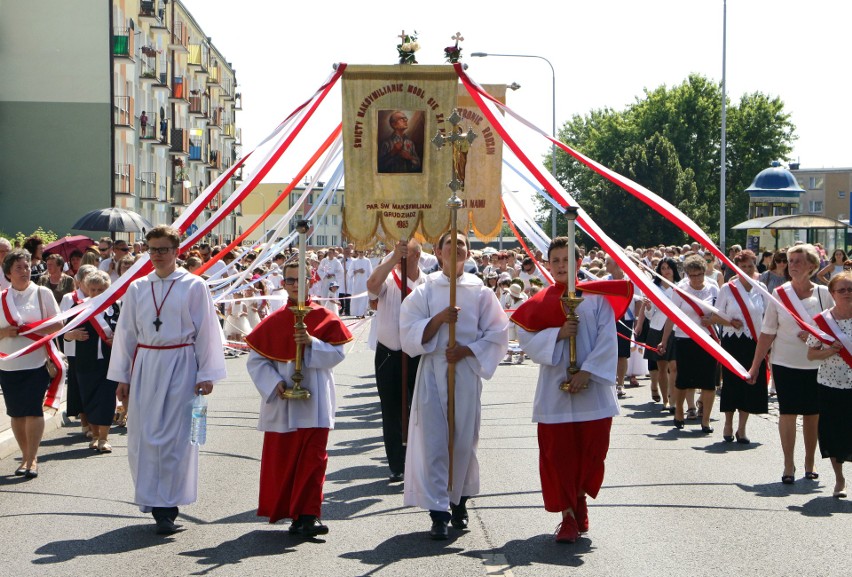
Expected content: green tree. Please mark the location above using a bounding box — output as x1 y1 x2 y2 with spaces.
542 74 796 247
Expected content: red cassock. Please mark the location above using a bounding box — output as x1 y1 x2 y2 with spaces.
512 280 631 515
245 300 352 523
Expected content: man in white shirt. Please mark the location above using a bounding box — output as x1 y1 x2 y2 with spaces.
366 239 426 482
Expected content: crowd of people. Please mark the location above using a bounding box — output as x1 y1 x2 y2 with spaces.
0 230 850 542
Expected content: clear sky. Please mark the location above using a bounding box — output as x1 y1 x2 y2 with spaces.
183 0 852 186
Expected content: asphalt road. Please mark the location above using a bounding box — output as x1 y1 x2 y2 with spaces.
0 324 849 577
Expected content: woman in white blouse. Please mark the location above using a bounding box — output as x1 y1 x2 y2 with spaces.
806 271 852 499
0 249 63 478
710 250 767 444
748 244 833 485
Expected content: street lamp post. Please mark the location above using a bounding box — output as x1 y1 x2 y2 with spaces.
471 52 558 239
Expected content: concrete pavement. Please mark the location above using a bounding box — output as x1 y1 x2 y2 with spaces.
0 324 849 576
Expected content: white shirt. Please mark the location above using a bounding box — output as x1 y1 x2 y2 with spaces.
670 282 719 339
762 282 833 370
374 268 426 351
0 283 60 371
716 279 767 339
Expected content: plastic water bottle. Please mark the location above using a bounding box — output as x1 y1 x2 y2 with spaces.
190 391 208 446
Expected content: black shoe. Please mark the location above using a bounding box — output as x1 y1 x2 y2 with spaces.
299 515 329 537
288 517 303 535
701 425 714 434
155 518 184 535
723 434 735 443
429 519 449 540
389 472 404 483
14 466 27 476
24 467 38 479
735 432 750 444
450 503 469 530
673 419 684 430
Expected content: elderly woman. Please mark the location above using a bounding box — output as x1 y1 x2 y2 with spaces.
710 250 768 444
749 244 833 484
0 249 63 478
658 254 719 433
806 271 852 499
38 254 74 304
64 270 120 452
60 265 97 439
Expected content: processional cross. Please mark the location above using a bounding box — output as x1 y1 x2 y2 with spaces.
431 109 476 491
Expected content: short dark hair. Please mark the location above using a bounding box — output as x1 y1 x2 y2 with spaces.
3 248 31 276
23 235 44 255
547 236 580 261
146 225 181 248
45 253 65 268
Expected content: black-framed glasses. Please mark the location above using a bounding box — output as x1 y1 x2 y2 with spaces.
115 247 130 252
147 247 175 255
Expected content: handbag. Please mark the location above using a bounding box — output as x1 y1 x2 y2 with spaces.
37 289 66 378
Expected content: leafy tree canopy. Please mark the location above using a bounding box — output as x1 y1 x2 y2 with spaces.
541 73 796 248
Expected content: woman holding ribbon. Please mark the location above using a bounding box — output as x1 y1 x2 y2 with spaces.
657 255 719 434
748 244 833 485
806 270 852 498
710 250 767 444
0 248 63 478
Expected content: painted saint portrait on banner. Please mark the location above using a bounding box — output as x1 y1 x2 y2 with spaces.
377 109 424 174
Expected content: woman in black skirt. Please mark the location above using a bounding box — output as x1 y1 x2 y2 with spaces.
710 250 767 444
807 271 852 499
0 249 63 478
60 265 97 439
64 270 120 453
657 255 719 433
642 257 681 410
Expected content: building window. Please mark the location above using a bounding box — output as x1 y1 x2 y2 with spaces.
316 235 327 246
808 176 824 189
332 214 338 225
331 236 338 246
839 191 846 199
808 200 823 213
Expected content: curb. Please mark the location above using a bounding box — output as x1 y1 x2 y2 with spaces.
0 402 68 462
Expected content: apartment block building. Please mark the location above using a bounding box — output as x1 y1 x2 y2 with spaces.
0 0 242 242
790 165 852 222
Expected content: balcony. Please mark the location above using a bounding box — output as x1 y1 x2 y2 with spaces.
188 44 208 70
139 0 161 22
207 66 220 87
223 123 236 140
169 128 189 155
138 172 158 199
153 70 170 94
209 193 221 211
139 116 157 141
112 29 134 59
188 142 206 164
207 150 222 171
168 21 189 53
188 94 206 117
171 181 191 206
113 96 134 131
115 164 134 196
169 76 189 104
152 119 170 148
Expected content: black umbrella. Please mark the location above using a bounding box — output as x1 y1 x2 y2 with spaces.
72 207 154 233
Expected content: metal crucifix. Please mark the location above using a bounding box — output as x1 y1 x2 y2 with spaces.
431 109 477 491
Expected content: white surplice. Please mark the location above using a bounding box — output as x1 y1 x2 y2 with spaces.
347 256 373 317
107 268 226 512
317 257 343 296
400 271 509 511
516 293 620 424
246 338 345 433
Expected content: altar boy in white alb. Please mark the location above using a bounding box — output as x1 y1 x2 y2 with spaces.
400 231 509 540
108 226 226 535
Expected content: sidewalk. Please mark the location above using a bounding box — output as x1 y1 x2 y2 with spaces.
0 394 67 460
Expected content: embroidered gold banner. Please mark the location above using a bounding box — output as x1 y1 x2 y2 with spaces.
342 66 505 247
454 83 505 241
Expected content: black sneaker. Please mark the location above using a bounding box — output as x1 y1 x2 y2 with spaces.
155 518 185 535
288 517 303 535
389 472 404 483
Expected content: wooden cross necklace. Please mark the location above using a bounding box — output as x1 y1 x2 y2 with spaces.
151 279 177 331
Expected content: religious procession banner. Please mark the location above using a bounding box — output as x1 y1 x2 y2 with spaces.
342 65 458 246
454 83 505 240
